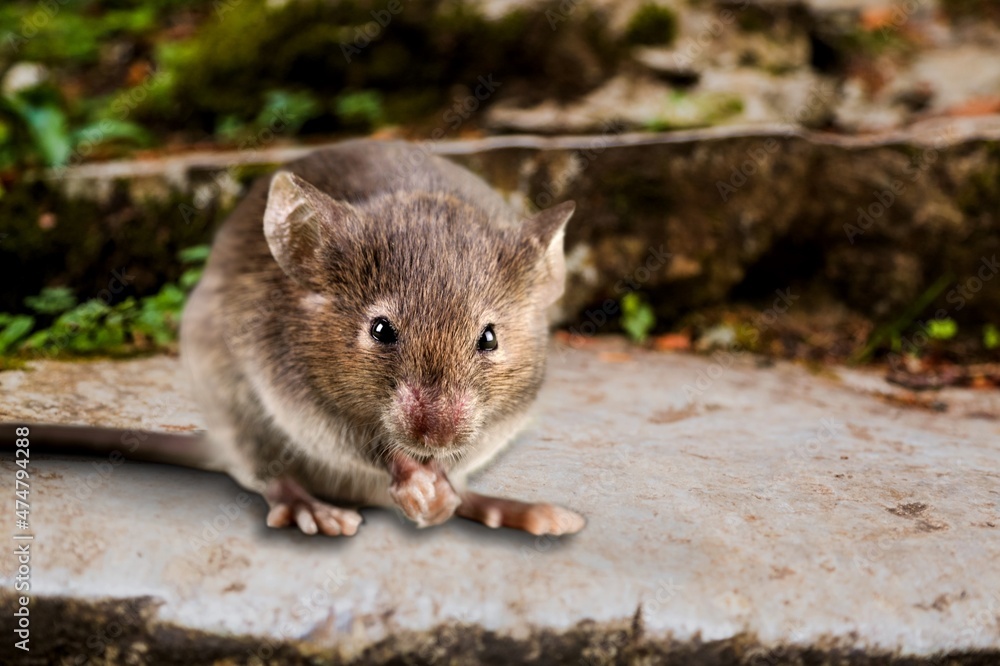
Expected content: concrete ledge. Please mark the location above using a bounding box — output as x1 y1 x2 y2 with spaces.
1 341 999 663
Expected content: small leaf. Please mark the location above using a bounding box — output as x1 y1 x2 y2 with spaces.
24 286 77 314
179 267 203 291
0 315 35 354
178 245 211 263
984 324 999 350
73 119 152 148
927 318 957 341
334 90 384 127
21 103 72 166
258 89 321 133
620 292 656 343
22 329 51 350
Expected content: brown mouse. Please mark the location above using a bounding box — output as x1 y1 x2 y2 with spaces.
18 140 583 537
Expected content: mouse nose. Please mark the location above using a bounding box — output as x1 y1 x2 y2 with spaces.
396 383 468 448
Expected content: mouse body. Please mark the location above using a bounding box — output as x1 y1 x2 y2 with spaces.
180 139 584 536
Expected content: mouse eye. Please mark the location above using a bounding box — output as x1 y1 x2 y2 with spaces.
370 317 398 344
478 324 498 352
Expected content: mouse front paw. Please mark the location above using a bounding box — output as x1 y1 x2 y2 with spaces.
389 466 461 528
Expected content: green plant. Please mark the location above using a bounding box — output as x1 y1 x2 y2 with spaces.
24 287 77 315
0 314 34 355
927 317 958 341
0 245 210 360
984 324 999 350
216 89 321 142
334 90 385 129
0 86 152 169
0 90 71 167
853 274 952 363
259 89 321 133
620 292 656 343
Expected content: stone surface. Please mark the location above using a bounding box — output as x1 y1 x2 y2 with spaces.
1 340 999 663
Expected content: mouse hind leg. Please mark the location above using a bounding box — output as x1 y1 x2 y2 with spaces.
196 404 365 538
181 296 362 538
197 405 365 538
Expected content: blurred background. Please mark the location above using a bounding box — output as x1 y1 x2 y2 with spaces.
1 0 998 387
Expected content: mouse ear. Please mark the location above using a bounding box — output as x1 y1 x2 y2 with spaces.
263 171 360 288
525 200 576 304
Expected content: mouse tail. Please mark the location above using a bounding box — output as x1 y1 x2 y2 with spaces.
4 423 216 472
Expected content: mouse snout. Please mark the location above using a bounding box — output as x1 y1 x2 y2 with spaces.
395 383 471 449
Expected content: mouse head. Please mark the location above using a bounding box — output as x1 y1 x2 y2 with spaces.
263 171 575 462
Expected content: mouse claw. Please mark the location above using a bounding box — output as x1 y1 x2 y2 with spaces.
522 504 586 536
294 505 318 535
265 477 362 537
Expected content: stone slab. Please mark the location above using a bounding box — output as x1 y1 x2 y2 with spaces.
1 341 999 663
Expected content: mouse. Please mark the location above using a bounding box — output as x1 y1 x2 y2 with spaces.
12 139 585 538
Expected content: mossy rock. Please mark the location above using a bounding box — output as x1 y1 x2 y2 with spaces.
0 176 219 314
623 3 678 47
140 0 626 137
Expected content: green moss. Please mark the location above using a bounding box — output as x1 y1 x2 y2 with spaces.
143 0 623 136
645 92 743 131
0 177 218 315
623 3 678 47
3 0 628 164
334 90 385 130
